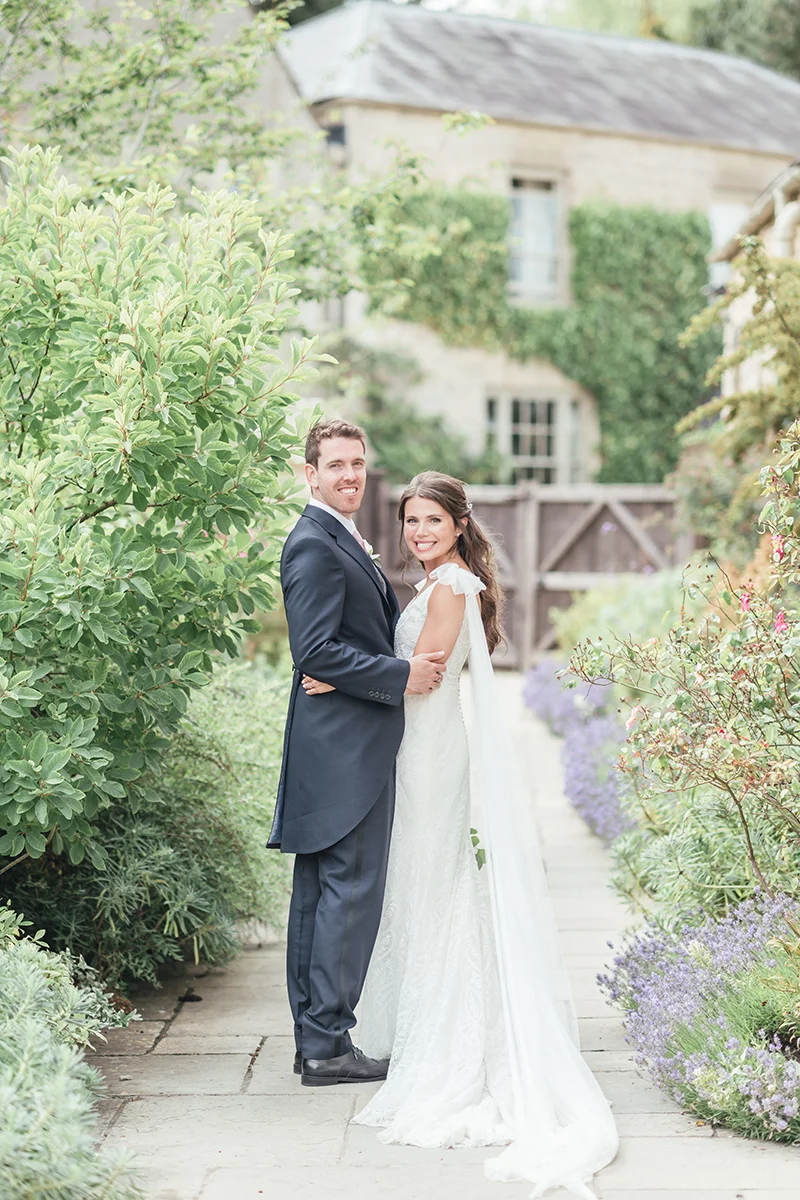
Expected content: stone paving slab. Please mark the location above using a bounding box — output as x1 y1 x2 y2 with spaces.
91 1021 165 1055
582 1050 637 1071
246 1035 304 1094
97 1054 251 1096
578 1018 630 1052
94 1097 126 1136
613 1114 713 1138
599 1193 800 1200
106 1092 356 1170
593 1071 683 1115
128 992 183 1022
153 1034 261 1056
574 996 614 1018
600 1136 800 1189
166 984 287 1037
197 1163 534 1200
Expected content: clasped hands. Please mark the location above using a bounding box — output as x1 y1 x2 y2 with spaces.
302 652 446 697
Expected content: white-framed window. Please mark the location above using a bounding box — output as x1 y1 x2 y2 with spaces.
509 177 561 302
708 201 750 291
487 393 585 484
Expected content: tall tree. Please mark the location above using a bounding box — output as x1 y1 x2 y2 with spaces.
2 1 422 304
688 0 800 79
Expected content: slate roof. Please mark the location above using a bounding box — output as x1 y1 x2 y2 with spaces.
279 0 800 156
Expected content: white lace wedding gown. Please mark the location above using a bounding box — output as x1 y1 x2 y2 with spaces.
353 563 618 1200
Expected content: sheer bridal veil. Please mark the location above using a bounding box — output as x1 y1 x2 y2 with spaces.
446 564 619 1200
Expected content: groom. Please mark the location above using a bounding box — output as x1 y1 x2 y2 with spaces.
268 419 445 1087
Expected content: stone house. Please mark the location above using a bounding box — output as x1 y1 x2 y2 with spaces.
270 0 800 483
714 160 800 399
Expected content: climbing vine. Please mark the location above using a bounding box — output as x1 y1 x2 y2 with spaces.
365 189 720 482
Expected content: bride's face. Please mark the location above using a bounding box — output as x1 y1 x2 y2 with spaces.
403 496 461 567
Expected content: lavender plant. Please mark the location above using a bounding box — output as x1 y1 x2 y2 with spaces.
601 894 800 1141
524 660 630 843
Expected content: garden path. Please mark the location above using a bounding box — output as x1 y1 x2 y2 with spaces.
91 674 800 1200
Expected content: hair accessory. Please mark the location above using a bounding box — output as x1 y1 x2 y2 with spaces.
466 502 473 512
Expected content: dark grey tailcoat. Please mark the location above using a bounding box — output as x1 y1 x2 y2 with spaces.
269 503 411 1060
268 504 410 855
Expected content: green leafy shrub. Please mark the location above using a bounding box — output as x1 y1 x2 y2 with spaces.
1 0 424 309
4 662 292 988
668 425 765 568
675 235 800 566
0 906 140 1198
364 190 720 482
0 145 311 877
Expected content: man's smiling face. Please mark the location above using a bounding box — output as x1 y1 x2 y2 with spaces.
305 435 367 517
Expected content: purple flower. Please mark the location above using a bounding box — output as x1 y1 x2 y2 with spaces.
524 663 632 844
600 895 800 1143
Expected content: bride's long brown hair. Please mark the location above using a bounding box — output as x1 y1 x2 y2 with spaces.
398 472 504 654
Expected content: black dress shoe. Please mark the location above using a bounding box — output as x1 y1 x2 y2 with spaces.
293 1051 301 1075
301 1046 390 1087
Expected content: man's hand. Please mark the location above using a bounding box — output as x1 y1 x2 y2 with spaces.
405 651 446 695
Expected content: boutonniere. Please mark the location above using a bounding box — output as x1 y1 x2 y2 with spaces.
363 539 382 568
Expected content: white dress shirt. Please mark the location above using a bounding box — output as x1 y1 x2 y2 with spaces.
308 497 360 540
308 497 385 594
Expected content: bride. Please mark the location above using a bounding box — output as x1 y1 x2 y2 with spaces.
302 471 618 1199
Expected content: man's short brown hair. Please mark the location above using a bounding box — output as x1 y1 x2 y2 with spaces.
305 418 367 467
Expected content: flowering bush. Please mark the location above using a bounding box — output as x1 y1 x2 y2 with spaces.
601 895 800 1141
569 558 800 905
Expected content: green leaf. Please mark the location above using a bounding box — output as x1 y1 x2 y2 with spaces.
130 576 156 602
68 842 86 865
28 732 48 764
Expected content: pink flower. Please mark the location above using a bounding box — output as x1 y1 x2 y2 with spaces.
774 611 789 633
772 534 786 563
740 590 751 613
625 705 642 731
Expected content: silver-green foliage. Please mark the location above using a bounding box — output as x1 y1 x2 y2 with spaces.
552 566 707 657
0 907 140 1198
0 145 316 871
610 785 800 921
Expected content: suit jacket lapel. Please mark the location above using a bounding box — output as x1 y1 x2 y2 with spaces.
302 506 394 615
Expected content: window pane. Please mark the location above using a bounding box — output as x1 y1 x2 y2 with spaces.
508 179 559 296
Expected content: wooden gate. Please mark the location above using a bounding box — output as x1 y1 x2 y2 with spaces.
359 476 693 668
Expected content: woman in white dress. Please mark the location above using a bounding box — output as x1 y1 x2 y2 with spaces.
302 472 618 1199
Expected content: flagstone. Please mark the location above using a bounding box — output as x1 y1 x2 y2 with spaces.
95 1054 251 1096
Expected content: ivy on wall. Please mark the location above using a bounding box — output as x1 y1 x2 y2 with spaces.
366 190 721 482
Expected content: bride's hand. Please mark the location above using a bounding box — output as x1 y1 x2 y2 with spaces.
302 675 336 695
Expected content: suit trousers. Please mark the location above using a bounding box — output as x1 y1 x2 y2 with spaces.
286 776 395 1060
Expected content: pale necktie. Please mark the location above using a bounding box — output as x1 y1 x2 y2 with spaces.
352 528 386 596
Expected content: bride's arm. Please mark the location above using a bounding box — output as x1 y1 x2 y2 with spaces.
413 583 466 663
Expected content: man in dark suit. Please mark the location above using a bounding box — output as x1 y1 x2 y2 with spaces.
269 419 445 1087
